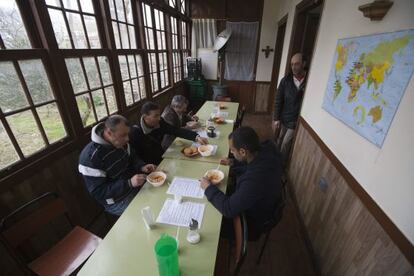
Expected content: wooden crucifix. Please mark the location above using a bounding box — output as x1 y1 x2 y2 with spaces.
261 46 274 58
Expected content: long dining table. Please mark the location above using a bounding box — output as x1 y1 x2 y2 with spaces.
78 101 239 276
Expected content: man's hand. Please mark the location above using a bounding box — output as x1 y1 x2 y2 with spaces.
220 157 234 166
130 174 147 187
200 177 211 190
196 136 208 145
141 164 156 173
272 120 281 133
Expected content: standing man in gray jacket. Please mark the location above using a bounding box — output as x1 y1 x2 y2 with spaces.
273 53 307 167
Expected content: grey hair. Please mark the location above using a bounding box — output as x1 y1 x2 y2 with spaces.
104 115 129 132
171 95 189 109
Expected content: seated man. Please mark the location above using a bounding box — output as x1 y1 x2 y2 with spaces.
79 115 156 216
130 101 208 165
161 95 198 149
200 127 283 240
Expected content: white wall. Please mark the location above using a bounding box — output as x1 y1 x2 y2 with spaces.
287 0 414 244
255 0 279 82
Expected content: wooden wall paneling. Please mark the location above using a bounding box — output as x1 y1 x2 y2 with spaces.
190 0 225 19
254 82 270 113
287 120 414 275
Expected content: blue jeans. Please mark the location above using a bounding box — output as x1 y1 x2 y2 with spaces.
104 189 139 216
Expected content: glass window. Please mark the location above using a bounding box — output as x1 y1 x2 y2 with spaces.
65 56 117 126
0 0 31 49
0 59 67 169
118 55 146 106
108 0 136 49
46 1 101 49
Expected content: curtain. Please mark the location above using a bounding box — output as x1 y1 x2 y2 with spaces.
224 22 259 81
191 19 217 56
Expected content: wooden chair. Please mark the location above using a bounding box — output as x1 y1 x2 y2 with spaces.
0 192 101 276
256 183 287 265
232 213 248 276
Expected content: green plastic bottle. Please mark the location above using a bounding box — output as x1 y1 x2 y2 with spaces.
154 234 180 276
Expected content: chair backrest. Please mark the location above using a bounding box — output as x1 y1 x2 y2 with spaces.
264 184 287 231
234 105 246 129
232 213 248 276
0 192 70 258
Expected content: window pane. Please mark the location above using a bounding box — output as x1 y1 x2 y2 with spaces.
83 57 100 89
123 81 133 105
46 0 61 7
112 22 121 49
119 23 128 49
118 56 129 80
62 0 79 11
152 74 158 92
104 86 117 114
80 0 94 13
108 0 116 19
125 0 133 24
0 0 31 49
0 62 28 112
36 103 66 143
48 9 72 48
169 0 176 8
76 94 95 126
66 12 87 48
128 55 136 78
92 89 107 120
136 55 144 76
65 58 87 93
98 57 112 86
144 4 152 27
19 60 54 105
0 122 19 169
131 78 140 101
129 25 136 49
139 77 146 99
7 110 45 157
84 15 101 48
115 0 125 22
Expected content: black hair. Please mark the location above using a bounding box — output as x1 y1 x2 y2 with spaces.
228 126 260 153
104 115 129 132
141 101 160 115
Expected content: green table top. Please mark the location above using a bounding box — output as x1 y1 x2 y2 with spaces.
162 101 239 163
195 101 239 122
78 159 229 276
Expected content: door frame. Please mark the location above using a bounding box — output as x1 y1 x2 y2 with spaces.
268 14 288 114
284 0 324 74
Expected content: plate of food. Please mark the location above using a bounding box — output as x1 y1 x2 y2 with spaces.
212 116 226 124
146 171 167 187
198 144 214 157
204 169 224 185
181 146 199 157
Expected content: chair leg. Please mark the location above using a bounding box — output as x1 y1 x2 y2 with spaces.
256 231 271 265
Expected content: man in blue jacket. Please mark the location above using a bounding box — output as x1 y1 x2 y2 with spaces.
79 115 156 216
200 127 283 240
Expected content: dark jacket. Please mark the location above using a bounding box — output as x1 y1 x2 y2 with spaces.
79 123 145 208
129 117 198 165
204 140 283 239
273 73 307 129
161 105 192 149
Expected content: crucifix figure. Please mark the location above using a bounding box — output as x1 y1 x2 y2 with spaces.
261 46 274 58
